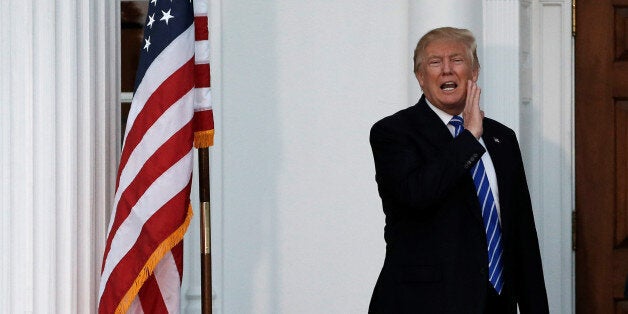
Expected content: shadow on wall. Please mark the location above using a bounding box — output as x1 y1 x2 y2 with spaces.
518 99 571 314
222 1 281 313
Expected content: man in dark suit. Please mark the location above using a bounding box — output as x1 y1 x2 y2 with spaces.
368 27 549 313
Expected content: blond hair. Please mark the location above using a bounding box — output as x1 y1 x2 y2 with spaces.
413 27 480 74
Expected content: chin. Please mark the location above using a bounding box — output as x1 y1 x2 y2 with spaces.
437 96 464 107
438 100 465 113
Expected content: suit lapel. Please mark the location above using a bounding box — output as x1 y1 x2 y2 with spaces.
410 96 485 225
482 122 512 231
482 123 509 199
408 96 454 147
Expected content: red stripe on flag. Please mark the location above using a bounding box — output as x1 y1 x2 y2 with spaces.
102 121 194 272
139 275 169 314
193 109 214 133
194 16 208 40
99 183 192 314
115 58 196 191
100 2 200 313
195 63 211 88
172 241 184 281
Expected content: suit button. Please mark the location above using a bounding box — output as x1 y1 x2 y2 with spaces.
480 267 487 276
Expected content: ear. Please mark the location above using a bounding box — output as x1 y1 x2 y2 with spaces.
415 71 425 87
472 68 479 82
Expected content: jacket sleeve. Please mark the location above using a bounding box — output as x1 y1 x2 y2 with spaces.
369 118 485 215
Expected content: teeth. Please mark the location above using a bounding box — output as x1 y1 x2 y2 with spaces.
440 82 457 91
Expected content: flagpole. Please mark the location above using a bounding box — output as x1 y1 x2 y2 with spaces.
198 147 212 313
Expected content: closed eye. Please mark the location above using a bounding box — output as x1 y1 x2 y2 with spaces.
429 60 442 67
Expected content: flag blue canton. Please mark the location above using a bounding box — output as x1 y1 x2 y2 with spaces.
134 0 194 92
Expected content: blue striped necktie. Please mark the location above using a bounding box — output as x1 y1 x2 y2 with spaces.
449 116 505 294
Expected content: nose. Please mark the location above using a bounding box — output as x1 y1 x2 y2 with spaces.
442 59 452 74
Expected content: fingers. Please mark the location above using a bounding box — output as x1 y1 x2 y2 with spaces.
470 81 480 111
465 80 473 109
463 80 483 139
464 80 481 116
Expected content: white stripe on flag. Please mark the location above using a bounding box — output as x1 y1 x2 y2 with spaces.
99 150 193 299
194 87 212 111
193 1 207 14
108 89 195 234
154 251 182 313
128 297 145 314
124 26 195 141
194 40 210 63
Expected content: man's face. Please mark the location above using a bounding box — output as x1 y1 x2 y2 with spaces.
416 40 479 115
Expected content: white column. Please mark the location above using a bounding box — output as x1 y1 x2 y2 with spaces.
0 0 118 312
408 0 484 105
483 0 521 134
520 1 574 313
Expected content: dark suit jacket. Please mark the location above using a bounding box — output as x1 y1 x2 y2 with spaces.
368 96 549 313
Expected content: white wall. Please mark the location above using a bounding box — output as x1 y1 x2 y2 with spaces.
213 1 574 313
0 0 574 312
218 1 408 313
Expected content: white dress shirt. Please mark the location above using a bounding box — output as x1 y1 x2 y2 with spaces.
424 100 501 219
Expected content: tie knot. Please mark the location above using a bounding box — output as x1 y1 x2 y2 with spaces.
449 116 464 137
449 116 464 127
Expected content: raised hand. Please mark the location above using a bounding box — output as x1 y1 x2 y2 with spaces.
463 80 483 139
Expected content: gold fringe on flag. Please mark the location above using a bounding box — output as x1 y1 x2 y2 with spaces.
115 204 194 314
194 129 214 148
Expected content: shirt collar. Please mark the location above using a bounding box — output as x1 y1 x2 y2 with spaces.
423 96 487 145
424 96 455 126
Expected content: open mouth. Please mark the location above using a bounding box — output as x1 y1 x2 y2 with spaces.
440 81 457 92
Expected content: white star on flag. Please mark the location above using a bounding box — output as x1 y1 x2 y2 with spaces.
98 1 215 312
160 9 174 25
147 13 155 29
143 36 151 51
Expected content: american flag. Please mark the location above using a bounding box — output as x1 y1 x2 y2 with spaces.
98 0 213 312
